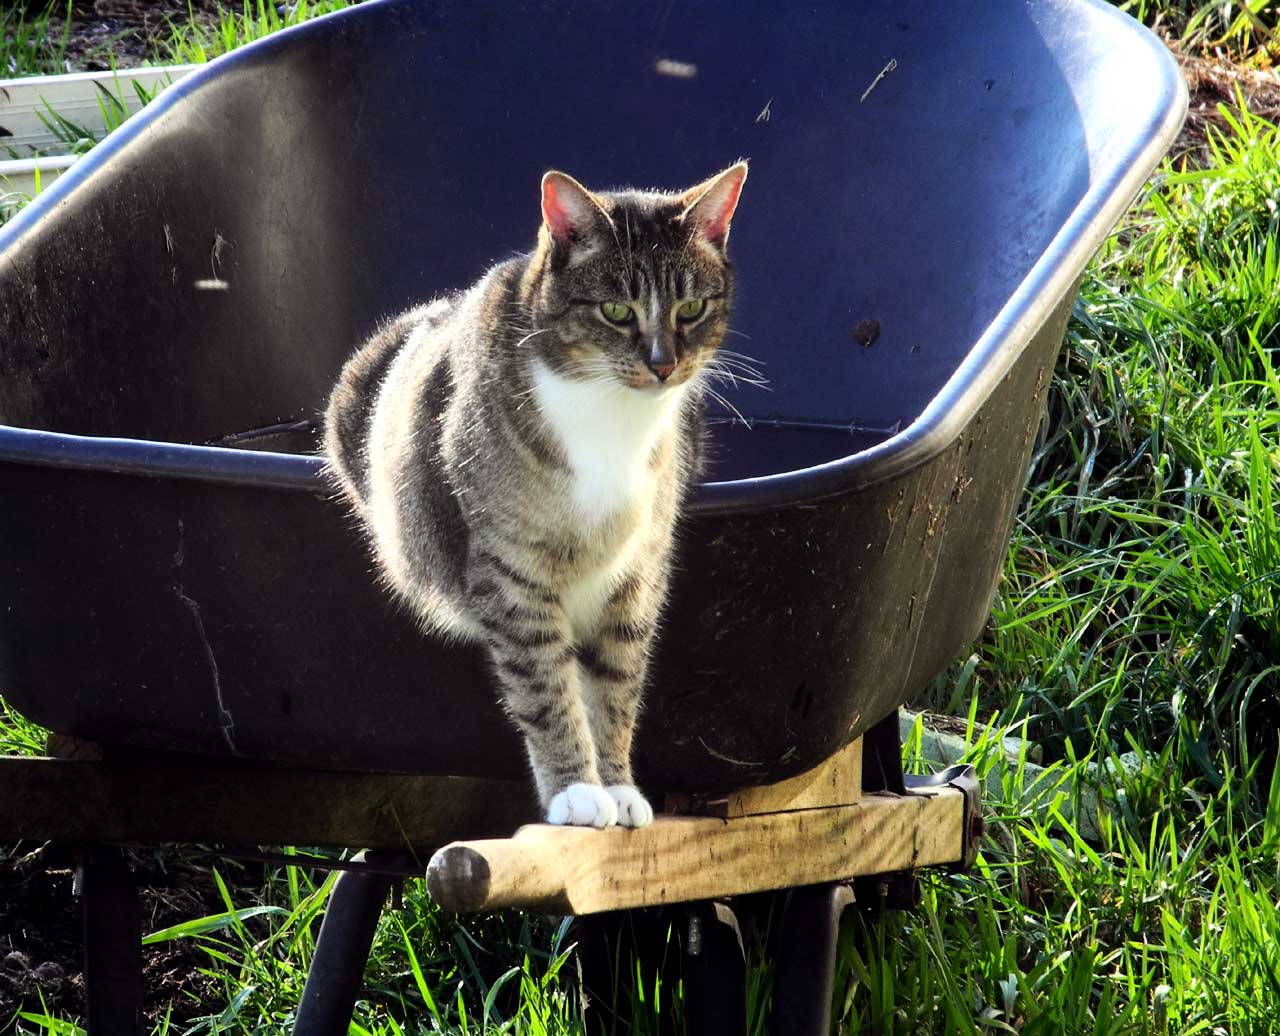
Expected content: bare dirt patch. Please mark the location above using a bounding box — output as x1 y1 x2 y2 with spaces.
46 1 228 71
1 845 245 1028
1169 45 1280 164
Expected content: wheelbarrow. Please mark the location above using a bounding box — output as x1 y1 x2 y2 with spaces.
0 0 1185 1032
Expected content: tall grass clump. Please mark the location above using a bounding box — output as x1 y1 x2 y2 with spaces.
0 2 72 77
160 0 355 65
836 726 1280 1035
1114 0 1280 64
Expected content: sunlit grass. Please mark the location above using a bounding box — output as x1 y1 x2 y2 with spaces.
0 2 72 78
158 0 355 65
1116 0 1280 65
0 698 46 756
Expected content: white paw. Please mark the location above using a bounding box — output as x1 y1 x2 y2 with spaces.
607 785 654 828
546 783 618 827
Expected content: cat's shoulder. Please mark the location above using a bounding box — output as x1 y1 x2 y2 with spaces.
404 295 457 331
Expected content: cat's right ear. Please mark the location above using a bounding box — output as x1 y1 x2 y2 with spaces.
541 171 610 253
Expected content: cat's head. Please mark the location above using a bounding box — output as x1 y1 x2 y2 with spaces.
520 162 747 392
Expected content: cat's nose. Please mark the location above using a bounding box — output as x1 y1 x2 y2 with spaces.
647 341 677 382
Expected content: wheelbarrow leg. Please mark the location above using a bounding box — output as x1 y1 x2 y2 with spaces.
292 852 408 1036
81 848 142 1036
579 902 746 1035
768 882 855 1036
684 900 747 1036
577 908 680 1036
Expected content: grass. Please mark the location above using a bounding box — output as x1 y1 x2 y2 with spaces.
3 2 1280 1034
0 699 46 756
0 2 72 77
0 1 355 225
0 1 356 77
157 1 356 66
1117 0 1280 64
22 71 169 160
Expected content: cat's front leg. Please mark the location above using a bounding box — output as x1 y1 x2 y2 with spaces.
473 557 617 827
577 574 661 829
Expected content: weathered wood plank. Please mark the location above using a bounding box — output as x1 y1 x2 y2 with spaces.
0 756 535 851
718 738 862 818
427 787 964 914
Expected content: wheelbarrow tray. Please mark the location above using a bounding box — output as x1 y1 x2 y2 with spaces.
0 0 1185 792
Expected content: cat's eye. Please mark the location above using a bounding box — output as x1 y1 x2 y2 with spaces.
600 302 635 324
676 299 707 323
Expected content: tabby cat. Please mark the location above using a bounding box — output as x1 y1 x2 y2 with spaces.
325 162 748 827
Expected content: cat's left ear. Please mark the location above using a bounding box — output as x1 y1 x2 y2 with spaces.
678 161 748 252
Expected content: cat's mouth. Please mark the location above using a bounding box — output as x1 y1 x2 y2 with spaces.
626 375 684 393
623 361 705 393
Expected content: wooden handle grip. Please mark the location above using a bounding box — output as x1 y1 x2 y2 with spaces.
427 829 588 913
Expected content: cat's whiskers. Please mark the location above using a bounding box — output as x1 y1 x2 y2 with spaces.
571 376 623 392
623 211 637 284
703 360 741 389
602 210 635 287
707 347 768 386
560 360 615 382
708 354 766 376
563 361 611 381
705 373 769 396
677 229 695 267
512 328 551 351
703 358 769 389
703 385 752 429
708 372 769 391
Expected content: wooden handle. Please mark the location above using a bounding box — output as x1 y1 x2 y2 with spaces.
427 787 966 914
428 827 600 913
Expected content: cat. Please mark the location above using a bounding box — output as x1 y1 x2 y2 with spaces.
324 162 748 828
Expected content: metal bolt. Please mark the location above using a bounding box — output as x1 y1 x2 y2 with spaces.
686 911 703 957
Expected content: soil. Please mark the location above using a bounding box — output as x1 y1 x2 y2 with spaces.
1168 46 1280 165
0 844 244 1027
45 1 242 71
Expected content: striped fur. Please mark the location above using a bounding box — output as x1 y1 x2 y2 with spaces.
325 164 747 827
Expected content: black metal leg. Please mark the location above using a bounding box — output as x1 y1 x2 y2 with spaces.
861 709 906 795
768 883 855 1036
82 848 142 1036
577 908 682 1036
292 852 406 1036
576 911 631 1036
684 901 747 1036
579 902 746 1036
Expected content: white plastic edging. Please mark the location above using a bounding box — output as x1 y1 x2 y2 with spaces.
0 64 195 198
0 154 78 198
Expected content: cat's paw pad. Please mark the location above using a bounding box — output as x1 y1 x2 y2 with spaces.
607 785 654 828
546 783 618 828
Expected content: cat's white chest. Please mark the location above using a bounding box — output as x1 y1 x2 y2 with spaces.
561 526 643 638
530 360 684 525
